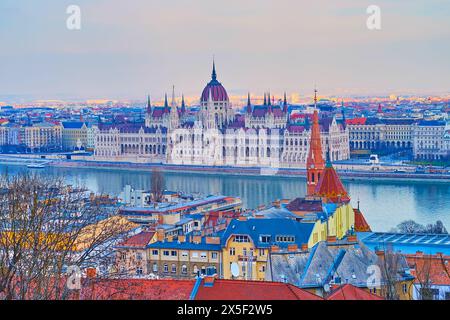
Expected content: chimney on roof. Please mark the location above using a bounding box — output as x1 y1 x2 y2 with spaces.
203 275 216 287
287 244 298 252
193 235 201 244
272 200 281 208
270 245 279 253
205 236 220 244
178 235 186 243
156 228 165 242
86 267 97 279
301 243 308 252
327 236 337 243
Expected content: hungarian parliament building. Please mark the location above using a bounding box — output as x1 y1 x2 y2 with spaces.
94 63 350 168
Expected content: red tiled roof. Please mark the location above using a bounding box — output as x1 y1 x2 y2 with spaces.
314 163 350 203
345 118 367 125
326 284 383 300
406 253 450 286
117 231 155 248
78 279 195 300
286 198 323 212
194 279 323 300
354 208 371 232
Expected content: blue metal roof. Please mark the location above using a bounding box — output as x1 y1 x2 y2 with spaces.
62 121 86 129
359 232 450 255
147 240 221 251
221 218 315 248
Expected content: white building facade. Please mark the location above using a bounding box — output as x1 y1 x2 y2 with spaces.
94 63 350 168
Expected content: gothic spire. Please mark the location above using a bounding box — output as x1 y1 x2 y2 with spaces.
268 91 271 106
211 57 217 81
164 93 169 109
263 93 267 105
146 94 152 114
314 86 318 109
246 92 252 114
283 92 288 113
171 85 176 108
181 94 186 113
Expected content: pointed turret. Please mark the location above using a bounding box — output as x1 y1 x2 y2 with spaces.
169 86 179 130
314 87 318 109
146 95 152 114
377 103 383 114
283 92 288 113
171 85 176 109
306 90 325 196
164 93 169 112
267 91 271 106
181 94 186 113
211 58 217 81
263 93 267 105
246 93 252 114
341 108 346 130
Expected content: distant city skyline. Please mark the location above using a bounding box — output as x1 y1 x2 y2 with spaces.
1 0 450 102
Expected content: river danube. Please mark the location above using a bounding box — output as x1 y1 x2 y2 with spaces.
2 164 450 232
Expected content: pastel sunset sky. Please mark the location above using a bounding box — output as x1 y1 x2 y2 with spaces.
1 0 449 101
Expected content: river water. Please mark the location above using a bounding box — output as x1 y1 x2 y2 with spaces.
1 163 449 232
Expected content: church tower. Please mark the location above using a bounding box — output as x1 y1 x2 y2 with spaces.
306 89 325 196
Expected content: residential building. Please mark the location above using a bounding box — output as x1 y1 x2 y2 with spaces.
406 252 450 300
146 234 222 279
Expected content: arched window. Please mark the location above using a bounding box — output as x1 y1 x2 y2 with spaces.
193 265 198 275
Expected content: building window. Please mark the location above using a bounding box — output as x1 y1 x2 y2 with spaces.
260 235 271 243
152 250 158 256
402 284 407 294
234 235 250 243
152 263 158 273
275 235 295 243
230 248 236 256
211 252 218 259
163 250 170 256
200 252 207 259
201 266 206 275
192 252 199 258
136 253 142 261
259 249 265 256
121 252 126 260
193 265 198 275
163 264 168 273
171 264 177 273
181 265 188 274
171 250 177 257
136 267 143 275
181 251 188 257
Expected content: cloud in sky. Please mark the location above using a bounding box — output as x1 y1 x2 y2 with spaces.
0 0 449 101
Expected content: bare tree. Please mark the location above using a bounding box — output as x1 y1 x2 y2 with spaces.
150 168 165 204
0 173 137 300
377 246 413 300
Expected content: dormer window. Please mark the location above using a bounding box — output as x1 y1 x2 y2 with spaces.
275 235 295 243
260 235 271 243
234 235 250 243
